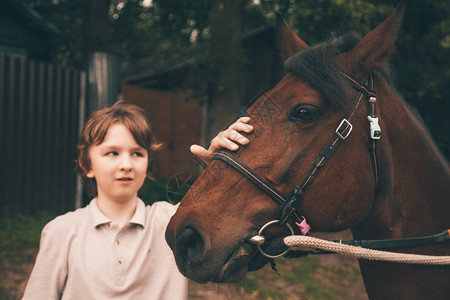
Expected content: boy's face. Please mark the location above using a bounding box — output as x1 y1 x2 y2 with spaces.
86 123 148 203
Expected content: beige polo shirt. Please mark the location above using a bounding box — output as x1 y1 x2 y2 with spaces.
22 198 188 300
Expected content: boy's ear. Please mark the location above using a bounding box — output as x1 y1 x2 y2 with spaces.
78 160 94 178
86 170 95 179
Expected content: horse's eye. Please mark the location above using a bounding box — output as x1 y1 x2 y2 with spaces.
288 106 320 123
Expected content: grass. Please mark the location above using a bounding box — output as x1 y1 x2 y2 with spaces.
236 255 365 300
0 286 10 300
236 257 332 300
0 213 55 299
0 213 54 264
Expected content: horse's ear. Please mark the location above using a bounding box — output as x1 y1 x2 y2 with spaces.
341 2 405 77
276 12 308 61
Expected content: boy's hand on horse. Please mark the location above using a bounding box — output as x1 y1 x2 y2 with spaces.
191 117 253 163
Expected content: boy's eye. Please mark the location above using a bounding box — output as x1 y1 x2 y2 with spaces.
133 152 144 157
106 151 118 156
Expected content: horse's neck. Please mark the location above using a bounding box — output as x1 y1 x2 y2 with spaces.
352 89 450 300
355 89 450 239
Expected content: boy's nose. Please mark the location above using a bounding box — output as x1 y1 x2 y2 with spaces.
119 155 133 170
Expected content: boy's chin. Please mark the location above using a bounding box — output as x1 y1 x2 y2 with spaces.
98 191 139 203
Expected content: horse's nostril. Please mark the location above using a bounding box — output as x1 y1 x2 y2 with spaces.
177 227 206 263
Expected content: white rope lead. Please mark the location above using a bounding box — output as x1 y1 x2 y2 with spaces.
284 235 450 265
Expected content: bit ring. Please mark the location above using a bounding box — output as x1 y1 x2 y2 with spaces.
251 220 294 258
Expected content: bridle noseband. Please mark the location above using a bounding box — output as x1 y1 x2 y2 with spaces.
212 72 380 243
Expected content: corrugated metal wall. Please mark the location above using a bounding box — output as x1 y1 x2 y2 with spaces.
0 53 86 218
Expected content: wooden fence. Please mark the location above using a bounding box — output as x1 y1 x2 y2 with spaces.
0 53 86 218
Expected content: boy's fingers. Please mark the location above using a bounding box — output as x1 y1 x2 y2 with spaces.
225 130 249 145
228 122 253 133
237 116 251 124
190 144 210 161
222 138 239 150
198 117 253 162
214 136 237 150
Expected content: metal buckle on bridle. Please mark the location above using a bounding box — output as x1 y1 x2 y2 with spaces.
248 220 295 258
367 116 381 140
335 119 353 140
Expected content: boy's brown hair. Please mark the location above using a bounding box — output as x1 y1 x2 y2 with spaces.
76 101 162 197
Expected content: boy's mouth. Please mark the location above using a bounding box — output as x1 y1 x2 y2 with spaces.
117 177 133 181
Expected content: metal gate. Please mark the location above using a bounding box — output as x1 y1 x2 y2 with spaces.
0 53 86 218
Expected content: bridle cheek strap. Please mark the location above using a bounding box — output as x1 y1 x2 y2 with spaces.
212 151 311 235
212 73 379 237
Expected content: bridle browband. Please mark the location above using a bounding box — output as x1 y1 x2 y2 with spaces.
212 72 380 236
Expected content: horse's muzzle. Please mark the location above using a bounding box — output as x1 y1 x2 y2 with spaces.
170 225 207 264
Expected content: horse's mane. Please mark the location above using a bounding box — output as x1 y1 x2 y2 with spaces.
284 33 396 111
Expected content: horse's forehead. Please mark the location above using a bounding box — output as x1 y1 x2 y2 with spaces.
259 73 324 108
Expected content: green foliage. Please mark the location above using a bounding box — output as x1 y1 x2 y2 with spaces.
0 286 10 300
256 0 394 43
22 0 85 68
109 0 160 63
138 176 194 205
393 0 450 156
19 0 450 157
138 177 173 205
0 213 54 263
151 0 212 46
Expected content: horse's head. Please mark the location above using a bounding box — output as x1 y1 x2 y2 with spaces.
166 5 404 283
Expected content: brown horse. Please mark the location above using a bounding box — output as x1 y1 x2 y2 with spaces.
166 4 450 299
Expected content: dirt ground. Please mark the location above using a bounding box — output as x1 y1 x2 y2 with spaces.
1 232 369 299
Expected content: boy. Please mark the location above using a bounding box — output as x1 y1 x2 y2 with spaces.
23 101 252 299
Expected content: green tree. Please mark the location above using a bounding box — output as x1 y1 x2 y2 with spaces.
19 0 450 157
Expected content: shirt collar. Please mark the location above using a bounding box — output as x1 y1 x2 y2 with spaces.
90 198 146 228
90 198 111 228
129 198 146 227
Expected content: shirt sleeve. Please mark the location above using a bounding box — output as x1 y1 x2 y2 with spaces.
147 202 188 300
22 219 69 300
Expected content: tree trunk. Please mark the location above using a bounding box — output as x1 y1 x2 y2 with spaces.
82 0 111 55
205 0 245 142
